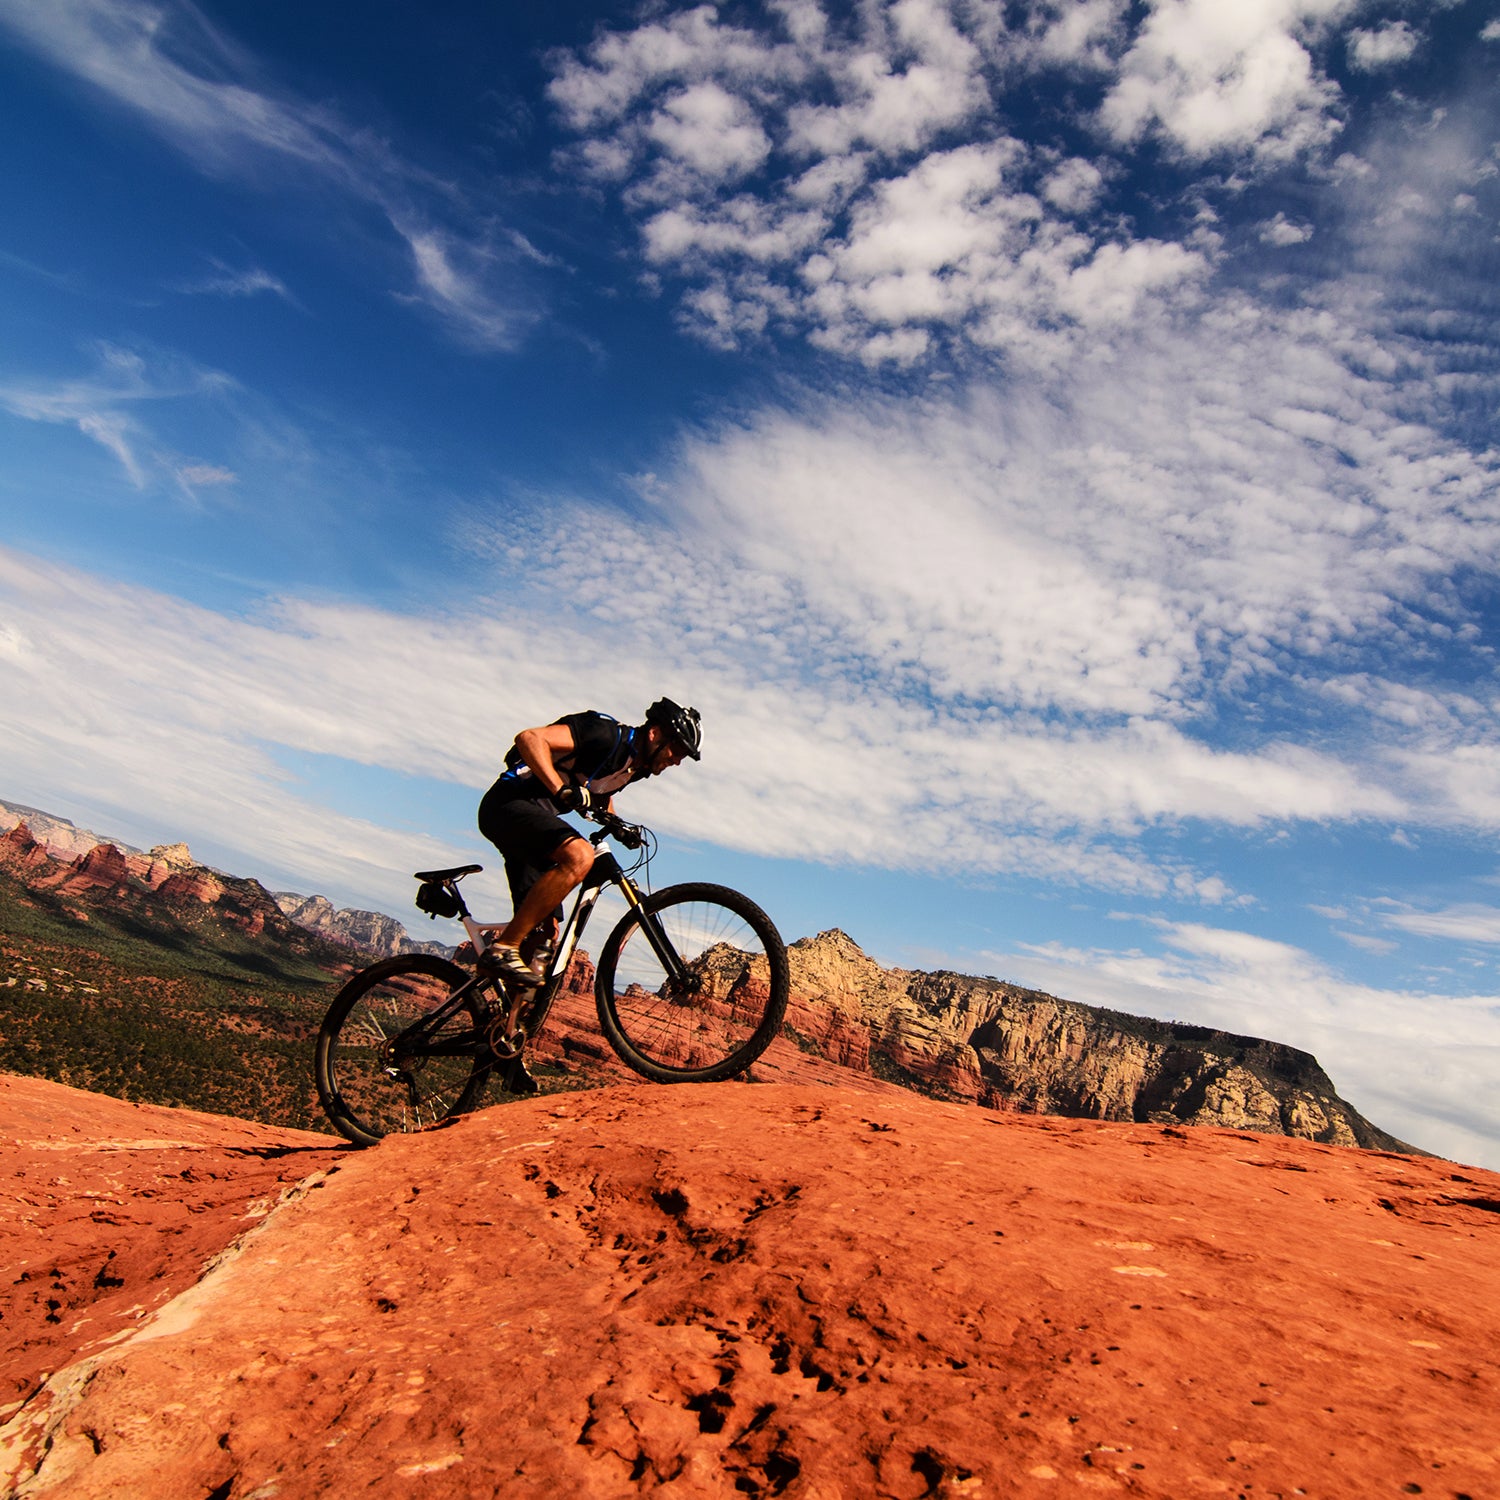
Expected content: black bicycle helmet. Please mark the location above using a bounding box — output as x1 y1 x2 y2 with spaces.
645 697 703 760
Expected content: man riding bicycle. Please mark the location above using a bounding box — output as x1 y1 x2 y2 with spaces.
477 698 702 989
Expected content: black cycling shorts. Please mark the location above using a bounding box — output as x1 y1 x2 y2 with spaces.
477 784 586 913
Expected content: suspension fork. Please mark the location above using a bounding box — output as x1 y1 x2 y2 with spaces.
613 871 692 989
568 848 691 988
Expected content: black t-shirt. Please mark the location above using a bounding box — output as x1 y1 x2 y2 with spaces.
489 711 647 806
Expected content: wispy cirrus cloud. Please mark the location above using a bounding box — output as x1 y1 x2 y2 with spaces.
1382 905 1500 944
0 542 1282 909
173 258 293 302
0 342 231 489
8 147 1495 894
0 0 536 350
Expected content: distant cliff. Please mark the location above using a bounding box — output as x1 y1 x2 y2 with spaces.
0 798 141 861
0 795 443 961
1 820 328 952
272 891 451 959
773 929 1415 1151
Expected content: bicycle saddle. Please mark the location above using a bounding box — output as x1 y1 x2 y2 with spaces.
413 863 483 882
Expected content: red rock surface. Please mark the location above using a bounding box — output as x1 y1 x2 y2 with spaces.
3 1074 1497 1498
0 1075 341 1424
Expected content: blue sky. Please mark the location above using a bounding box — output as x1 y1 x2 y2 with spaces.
2 0 1500 1167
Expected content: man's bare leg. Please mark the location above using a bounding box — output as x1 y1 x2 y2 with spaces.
498 837 593 949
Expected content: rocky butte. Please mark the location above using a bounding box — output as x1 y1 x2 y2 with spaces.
0 820 300 945
1 1072 1496 1498
766 929 1411 1149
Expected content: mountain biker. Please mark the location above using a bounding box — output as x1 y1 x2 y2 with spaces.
476 699 702 989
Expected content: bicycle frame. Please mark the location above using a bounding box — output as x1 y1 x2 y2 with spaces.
381 822 691 1075
453 829 689 994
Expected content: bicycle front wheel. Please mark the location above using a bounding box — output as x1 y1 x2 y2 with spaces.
315 954 491 1147
595 883 789 1083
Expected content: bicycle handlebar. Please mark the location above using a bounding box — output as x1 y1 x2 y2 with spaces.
586 809 646 850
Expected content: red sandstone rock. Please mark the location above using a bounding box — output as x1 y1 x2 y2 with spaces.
2 1074 1496 1498
521 955 908 1097
60 843 131 891
0 823 54 881
125 843 197 889
154 868 225 905
23 841 135 900
0 1075 340 1428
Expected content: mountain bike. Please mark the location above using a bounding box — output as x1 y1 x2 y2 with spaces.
314 810 789 1147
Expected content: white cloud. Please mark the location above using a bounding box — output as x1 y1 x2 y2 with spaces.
1002 920 1500 1169
785 0 991 158
74 410 146 487
0 0 533 350
4 169 1497 898
1041 157 1106 214
648 81 772 178
1337 930 1397 955
546 1 1467 364
1098 0 1354 163
547 4 803 131
1483 21 1500 44
1347 21 1420 72
550 1 1365 360
1316 675 1489 735
1384 905 1500 944
176 260 292 301
175 462 236 492
0 518 1394 937
1022 0 1130 70
13 232 1494 901
394 226 533 351
1258 211 1313 245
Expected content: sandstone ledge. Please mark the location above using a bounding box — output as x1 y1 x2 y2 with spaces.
3 1075 1497 1498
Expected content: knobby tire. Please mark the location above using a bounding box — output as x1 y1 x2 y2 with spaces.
315 953 490 1147
594 882 789 1083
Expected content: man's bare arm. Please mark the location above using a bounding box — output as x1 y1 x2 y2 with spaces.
512 723 577 799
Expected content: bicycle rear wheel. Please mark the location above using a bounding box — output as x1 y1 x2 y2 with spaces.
315 954 491 1147
594 883 789 1083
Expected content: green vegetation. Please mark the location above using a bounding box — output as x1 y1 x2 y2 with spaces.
0 873 344 1133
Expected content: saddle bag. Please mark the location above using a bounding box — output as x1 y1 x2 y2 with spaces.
414 880 460 920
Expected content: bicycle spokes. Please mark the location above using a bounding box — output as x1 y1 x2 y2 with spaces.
317 956 491 1145
601 893 781 1076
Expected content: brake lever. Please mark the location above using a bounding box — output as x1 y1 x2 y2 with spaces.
583 808 644 850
